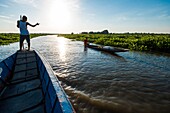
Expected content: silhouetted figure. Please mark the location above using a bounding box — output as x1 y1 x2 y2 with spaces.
84 37 88 48
17 15 39 51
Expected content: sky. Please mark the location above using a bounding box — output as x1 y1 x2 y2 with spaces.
0 0 170 33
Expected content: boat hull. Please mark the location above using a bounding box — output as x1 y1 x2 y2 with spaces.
0 50 75 113
87 44 129 53
35 50 75 113
0 53 16 92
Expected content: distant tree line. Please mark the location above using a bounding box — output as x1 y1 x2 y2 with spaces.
71 30 169 35
81 30 109 34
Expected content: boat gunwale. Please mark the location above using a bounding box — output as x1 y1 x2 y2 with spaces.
34 50 75 113
0 52 17 93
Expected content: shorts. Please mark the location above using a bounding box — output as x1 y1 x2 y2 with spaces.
20 35 30 44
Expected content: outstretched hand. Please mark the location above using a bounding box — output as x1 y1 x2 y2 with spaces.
36 23 40 25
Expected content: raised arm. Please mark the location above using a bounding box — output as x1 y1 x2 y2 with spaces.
17 20 20 28
27 22 39 27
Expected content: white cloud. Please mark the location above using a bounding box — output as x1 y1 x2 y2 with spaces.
158 10 170 19
1 19 14 24
0 15 10 19
12 0 35 4
0 4 9 8
0 15 15 24
11 0 38 7
88 13 96 16
117 16 128 21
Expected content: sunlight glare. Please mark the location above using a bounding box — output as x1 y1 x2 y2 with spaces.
57 37 66 61
48 0 71 28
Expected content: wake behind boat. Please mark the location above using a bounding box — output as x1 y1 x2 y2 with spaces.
0 50 75 113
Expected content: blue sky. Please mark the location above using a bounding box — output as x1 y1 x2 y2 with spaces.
0 0 170 33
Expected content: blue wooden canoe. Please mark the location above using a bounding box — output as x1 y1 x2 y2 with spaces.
0 50 75 113
87 43 129 53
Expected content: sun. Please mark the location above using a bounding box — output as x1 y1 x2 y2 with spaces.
47 0 71 28
40 0 80 32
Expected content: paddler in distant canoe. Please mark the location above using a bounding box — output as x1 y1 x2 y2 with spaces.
84 37 88 48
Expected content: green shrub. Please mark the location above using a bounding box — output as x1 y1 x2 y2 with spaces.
59 33 170 53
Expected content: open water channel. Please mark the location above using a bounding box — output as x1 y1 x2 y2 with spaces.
0 35 170 113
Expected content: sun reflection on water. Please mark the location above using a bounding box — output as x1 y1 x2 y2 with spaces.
57 37 67 62
57 37 71 77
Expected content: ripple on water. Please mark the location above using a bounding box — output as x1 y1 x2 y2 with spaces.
1 36 170 113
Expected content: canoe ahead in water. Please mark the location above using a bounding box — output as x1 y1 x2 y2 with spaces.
0 50 75 113
87 44 129 53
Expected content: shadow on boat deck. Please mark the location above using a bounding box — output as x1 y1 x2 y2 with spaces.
0 51 45 113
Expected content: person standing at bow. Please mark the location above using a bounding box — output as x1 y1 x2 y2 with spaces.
17 15 39 51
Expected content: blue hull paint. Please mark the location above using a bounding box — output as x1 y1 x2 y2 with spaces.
35 50 75 113
0 52 16 92
0 50 75 113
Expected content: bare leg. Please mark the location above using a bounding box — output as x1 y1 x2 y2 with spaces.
20 42 23 51
28 43 30 51
23 43 24 50
19 35 25 51
26 35 30 51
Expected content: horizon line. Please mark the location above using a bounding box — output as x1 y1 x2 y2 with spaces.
0 32 170 34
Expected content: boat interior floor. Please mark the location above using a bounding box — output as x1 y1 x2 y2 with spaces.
0 51 45 113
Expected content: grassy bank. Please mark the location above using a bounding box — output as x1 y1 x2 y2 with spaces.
0 33 50 45
59 33 170 53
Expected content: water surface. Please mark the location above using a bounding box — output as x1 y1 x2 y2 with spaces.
1 35 170 113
